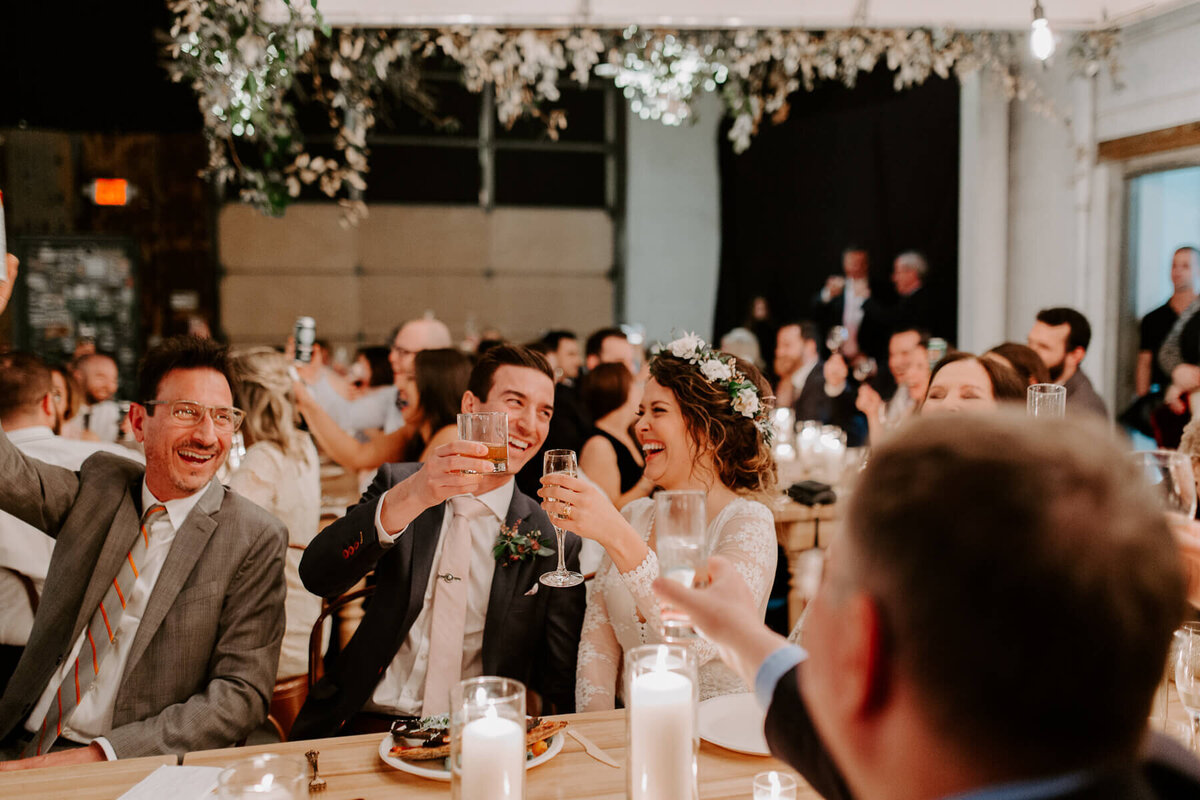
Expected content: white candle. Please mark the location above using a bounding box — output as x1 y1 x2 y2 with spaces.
629 669 695 800
459 708 525 799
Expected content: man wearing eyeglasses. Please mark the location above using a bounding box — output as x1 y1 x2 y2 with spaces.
0 258 287 770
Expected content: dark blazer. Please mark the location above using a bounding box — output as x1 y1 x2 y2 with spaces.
790 363 829 424
764 665 1200 800
862 286 934 337
0 426 287 758
291 464 585 739
811 289 890 366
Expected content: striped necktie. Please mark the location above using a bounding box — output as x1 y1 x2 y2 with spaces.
25 503 167 756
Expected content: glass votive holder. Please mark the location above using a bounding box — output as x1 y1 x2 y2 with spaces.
216 754 306 799
625 643 699 800
451 676 527 800
753 770 799 800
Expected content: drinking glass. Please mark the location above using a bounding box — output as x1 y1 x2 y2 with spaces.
457 412 509 473
753 771 799 800
451 677 527 800
851 357 877 383
825 325 849 354
1027 383 1066 418
217 754 306 799
539 449 584 588
1174 622 1200 751
626 644 699 800
1130 449 1198 523
654 490 707 641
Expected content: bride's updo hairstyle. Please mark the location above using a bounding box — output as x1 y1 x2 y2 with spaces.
648 352 777 496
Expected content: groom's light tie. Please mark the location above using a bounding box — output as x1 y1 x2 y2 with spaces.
422 496 491 715
26 504 167 756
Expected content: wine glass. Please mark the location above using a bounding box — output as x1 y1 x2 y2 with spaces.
539 449 584 588
1130 450 1198 524
851 357 877 383
655 490 707 640
1174 622 1200 751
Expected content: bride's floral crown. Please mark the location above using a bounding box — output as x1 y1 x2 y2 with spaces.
658 333 774 444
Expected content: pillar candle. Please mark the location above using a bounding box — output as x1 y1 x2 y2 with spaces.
629 669 695 800
459 710 525 799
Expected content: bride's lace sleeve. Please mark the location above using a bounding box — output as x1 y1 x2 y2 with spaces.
576 563 622 711
614 499 777 670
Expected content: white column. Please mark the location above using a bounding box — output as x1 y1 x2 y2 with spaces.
957 71 1011 352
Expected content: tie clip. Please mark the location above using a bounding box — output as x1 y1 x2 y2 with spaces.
437 572 462 583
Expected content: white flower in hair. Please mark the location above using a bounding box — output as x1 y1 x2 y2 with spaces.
733 386 760 416
669 332 705 361
700 359 733 382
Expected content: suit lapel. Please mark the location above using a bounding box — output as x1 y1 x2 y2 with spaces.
71 473 144 642
482 490 541 672
124 480 222 677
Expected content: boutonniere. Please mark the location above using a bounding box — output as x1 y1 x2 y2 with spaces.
492 520 555 566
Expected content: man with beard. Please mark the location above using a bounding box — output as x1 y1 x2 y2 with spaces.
1027 307 1108 418
65 353 123 443
0 353 144 694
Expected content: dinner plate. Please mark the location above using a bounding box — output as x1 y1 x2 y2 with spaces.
698 692 770 756
377 731 564 781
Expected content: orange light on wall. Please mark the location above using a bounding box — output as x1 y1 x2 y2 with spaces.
93 179 129 206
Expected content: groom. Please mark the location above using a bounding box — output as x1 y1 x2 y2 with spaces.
291 345 585 738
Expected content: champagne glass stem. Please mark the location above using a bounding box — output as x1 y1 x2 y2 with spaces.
554 526 566 573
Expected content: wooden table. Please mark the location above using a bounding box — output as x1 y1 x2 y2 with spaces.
773 498 838 628
0 754 177 800
184 709 812 799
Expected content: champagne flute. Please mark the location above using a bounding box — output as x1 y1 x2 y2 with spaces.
539 449 584 588
1174 622 1200 752
655 490 707 640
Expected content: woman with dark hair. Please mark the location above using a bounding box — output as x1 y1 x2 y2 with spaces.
350 345 394 392
578 363 651 508
295 348 471 469
921 352 1025 414
984 342 1050 387
540 334 778 708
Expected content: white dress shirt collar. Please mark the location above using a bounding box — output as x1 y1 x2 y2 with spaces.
141 479 213 533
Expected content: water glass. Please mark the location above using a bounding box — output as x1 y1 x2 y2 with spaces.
458 412 508 473
1174 622 1200 752
753 771 799 799
451 677 527 800
654 490 707 640
1027 383 1066 418
626 644 698 800
1130 449 1198 522
217 754 306 799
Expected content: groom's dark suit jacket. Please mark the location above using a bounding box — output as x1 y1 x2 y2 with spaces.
764 665 1200 800
291 463 585 739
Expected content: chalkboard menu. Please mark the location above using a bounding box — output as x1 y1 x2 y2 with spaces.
12 236 140 399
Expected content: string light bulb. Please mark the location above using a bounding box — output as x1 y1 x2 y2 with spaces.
1030 1 1056 61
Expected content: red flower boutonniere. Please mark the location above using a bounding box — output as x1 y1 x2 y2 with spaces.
492 521 555 566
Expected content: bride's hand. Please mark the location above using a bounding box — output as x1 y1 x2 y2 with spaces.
539 473 632 552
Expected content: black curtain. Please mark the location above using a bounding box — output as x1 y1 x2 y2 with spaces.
714 68 960 346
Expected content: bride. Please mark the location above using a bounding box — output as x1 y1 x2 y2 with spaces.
539 334 778 709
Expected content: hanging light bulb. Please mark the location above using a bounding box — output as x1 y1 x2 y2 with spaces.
1030 1 1056 61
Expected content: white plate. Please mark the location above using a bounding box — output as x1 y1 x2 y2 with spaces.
378 731 564 782
698 692 770 756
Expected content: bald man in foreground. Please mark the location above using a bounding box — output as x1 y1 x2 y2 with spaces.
657 413 1200 800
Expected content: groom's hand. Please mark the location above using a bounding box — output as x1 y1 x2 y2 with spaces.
378 441 507 533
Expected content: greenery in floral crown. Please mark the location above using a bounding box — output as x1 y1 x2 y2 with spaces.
660 333 774 445
492 521 555 566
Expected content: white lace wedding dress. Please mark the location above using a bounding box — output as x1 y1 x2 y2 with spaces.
575 496 777 711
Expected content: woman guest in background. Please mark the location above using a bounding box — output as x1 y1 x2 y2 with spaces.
984 342 1050 387
348 345 394 398
579 363 653 509
227 347 322 680
541 335 778 708
295 347 470 469
921 352 1025 414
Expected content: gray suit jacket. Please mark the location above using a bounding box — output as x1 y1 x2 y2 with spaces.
0 424 287 758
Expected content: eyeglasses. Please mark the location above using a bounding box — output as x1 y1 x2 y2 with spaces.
390 345 415 358
142 400 245 432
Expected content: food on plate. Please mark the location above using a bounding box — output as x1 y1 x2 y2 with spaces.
388 715 567 762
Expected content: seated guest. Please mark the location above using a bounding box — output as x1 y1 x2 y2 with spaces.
539 336 777 708
1027 307 1108 418
296 348 471 470
290 345 584 738
348 345 394 396
63 352 122 443
0 265 286 767
773 322 824 416
920 352 1025 414
542 330 583 385
0 354 144 695
655 413 1199 800
829 328 929 444
47 365 87 438
984 342 1051 387
226 348 322 681
578 363 651 509
719 327 764 374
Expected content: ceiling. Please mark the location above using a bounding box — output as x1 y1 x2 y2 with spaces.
294 0 1195 31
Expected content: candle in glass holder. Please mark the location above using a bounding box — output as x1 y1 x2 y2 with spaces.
626 644 698 800
753 770 798 800
452 676 526 800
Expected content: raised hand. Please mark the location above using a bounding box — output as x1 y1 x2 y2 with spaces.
0 254 17 315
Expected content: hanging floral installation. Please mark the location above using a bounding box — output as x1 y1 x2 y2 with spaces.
165 2 1121 221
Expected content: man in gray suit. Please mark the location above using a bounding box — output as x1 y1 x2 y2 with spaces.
0 261 286 769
